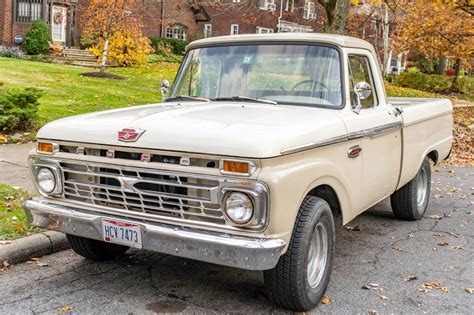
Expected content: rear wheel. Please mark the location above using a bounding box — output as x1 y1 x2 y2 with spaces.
264 196 335 311
67 234 129 261
390 157 431 220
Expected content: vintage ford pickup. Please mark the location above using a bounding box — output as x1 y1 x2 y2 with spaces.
24 34 453 311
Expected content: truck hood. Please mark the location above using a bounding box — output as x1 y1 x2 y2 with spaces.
37 102 348 158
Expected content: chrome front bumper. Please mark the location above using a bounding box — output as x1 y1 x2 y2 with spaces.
23 198 286 270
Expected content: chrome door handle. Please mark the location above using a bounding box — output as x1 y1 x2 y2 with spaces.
348 145 362 158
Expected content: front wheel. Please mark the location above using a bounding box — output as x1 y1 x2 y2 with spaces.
390 157 431 220
264 196 335 311
67 234 129 261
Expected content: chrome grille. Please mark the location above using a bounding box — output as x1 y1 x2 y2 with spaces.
60 161 225 225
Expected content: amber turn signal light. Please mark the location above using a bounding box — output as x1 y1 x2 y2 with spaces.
223 161 249 174
37 142 54 154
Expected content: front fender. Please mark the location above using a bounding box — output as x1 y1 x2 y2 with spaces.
258 142 363 247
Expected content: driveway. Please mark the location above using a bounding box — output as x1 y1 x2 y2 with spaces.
0 167 472 314
0 143 36 192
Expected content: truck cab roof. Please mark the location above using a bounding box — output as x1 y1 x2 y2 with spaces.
186 33 376 52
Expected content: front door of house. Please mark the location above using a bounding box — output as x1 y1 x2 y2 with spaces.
51 6 67 44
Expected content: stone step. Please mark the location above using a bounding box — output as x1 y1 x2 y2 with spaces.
71 60 102 68
65 56 98 61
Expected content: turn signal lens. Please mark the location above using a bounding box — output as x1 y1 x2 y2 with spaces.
37 142 54 154
223 161 249 174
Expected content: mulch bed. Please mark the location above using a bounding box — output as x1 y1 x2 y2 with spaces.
80 72 126 80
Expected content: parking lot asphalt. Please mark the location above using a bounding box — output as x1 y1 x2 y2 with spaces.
0 167 472 314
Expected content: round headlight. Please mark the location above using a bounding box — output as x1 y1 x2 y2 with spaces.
37 167 56 194
224 192 254 224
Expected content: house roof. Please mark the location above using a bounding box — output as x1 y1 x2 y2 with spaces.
186 33 376 52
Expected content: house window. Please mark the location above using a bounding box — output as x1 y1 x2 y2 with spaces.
259 0 276 11
165 24 188 41
16 0 43 23
303 0 316 20
204 24 212 38
256 27 274 34
231 24 239 35
232 0 241 3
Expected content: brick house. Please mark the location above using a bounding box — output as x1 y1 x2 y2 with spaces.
141 0 325 42
0 0 80 46
1 0 325 47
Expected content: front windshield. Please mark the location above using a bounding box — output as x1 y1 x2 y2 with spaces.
170 44 343 107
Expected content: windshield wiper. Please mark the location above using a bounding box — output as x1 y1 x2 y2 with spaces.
213 96 278 105
165 95 210 102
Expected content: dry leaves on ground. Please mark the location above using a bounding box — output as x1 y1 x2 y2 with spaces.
404 275 418 282
368 310 379 315
345 225 361 231
441 106 473 167
420 282 449 293
59 306 73 312
465 288 474 294
362 283 383 291
0 260 11 272
321 295 331 304
0 240 12 245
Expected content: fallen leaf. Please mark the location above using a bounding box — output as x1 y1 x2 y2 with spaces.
432 232 445 237
0 241 12 245
465 288 474 294
404 275 418 282
437 241 449 246
368 310 379 315
421 282 449 293
429 215 443 220
362 283 381 290
321 295 331 304
59 306 73 312
379 295 388 300
0 260 11 272
35 261 49 267
452 246 464 250
392 246 404 252
29 257 39 261
345 225 361 231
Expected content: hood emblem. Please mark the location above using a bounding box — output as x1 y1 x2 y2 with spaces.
118 128 146 142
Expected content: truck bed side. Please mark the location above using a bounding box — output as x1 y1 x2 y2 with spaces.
389 97 453 189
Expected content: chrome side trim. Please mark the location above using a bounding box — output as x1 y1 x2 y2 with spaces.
403 110 452 127
280 134 349 155
24 198 286 271
280 122 402 155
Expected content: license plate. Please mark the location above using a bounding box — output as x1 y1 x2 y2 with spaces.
101 218 142 249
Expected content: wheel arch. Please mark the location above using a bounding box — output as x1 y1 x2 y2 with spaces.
427 150 439 165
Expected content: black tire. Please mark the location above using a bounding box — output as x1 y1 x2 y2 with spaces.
264 196 335 311
390 157 431 220
66 234 129 261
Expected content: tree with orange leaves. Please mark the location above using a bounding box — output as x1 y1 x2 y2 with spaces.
392 0 473 90
80 0 153 71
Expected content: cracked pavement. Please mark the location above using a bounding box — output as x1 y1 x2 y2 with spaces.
0 167 472 314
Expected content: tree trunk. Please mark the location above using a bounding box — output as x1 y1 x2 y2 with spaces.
450 58 462 93
437 56 447 75
318 0 350 34
100 37 109 73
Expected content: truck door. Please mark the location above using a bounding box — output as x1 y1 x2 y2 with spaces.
343 49 402 211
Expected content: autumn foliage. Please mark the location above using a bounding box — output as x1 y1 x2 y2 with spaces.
392 1 473 74
79 0 153 67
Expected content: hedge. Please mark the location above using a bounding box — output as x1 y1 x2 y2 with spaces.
149 37 188 56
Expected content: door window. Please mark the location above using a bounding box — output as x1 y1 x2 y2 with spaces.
348 55 377 109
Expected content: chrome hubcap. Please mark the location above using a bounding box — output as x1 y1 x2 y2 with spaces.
307 222 328 288
416 167 428 212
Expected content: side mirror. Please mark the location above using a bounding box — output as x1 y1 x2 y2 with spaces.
352 81 372 114
160 80 170 100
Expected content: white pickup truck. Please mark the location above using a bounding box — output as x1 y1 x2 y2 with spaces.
24 34 453 311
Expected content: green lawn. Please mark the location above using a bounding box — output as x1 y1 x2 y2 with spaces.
0 57 179 125
0 184 42 240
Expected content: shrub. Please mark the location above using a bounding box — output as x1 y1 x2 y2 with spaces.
0 45 24 59
149 37 188 55
394 72 429 91
455 76 474 95
0 88 42 131
23 20 51 55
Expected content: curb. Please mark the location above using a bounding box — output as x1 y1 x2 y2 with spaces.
0 231 70 264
